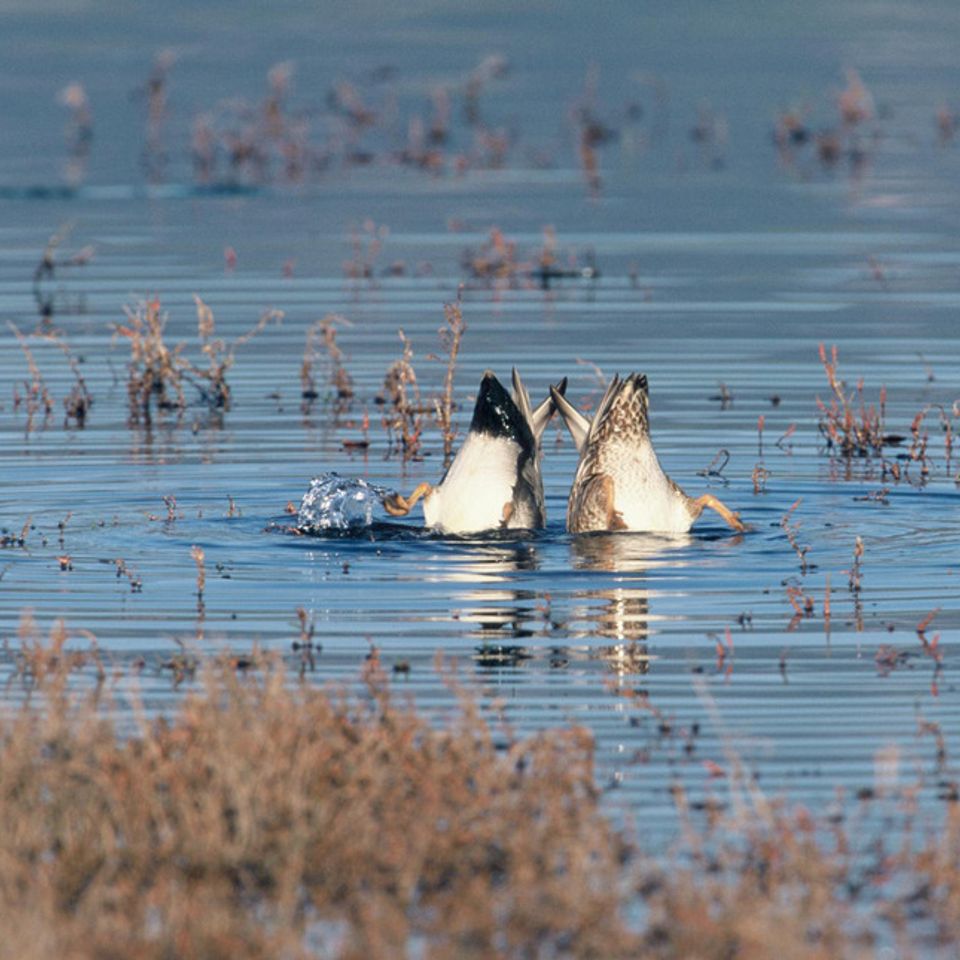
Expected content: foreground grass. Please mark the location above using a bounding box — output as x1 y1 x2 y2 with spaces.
0 649 958 958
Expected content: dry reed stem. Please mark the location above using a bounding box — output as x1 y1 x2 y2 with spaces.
114 558 142 593
848 536 864 632
8 324 92 429
781 498 810 574
191 545 206 602
824 574 832 638
908 403 955 478
380 329 424 460
849 536 864 593
430 294 467 467
752 462 769 494
38 331 93 426
189 295 284 410
114 298 185 422
8 321 55 434
301 314 354 407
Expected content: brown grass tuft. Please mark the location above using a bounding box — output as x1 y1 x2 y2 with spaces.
300 314 354 410
816 343 886 457
1 637 959 958
0 651 637 959
113 297 282 424
379 329 425 460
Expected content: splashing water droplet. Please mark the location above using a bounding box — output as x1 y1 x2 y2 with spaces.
297 473 390 532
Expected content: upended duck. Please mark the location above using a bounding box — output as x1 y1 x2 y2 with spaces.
384 369 566 534
551 372 746 534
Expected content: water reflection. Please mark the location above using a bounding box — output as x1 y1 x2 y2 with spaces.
570 533 692 676
436 541 543 648
422 532 695 678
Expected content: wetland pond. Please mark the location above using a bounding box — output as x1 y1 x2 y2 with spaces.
1 0 959 849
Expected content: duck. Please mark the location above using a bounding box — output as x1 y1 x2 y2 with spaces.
550 372 746 534
383 369 566 534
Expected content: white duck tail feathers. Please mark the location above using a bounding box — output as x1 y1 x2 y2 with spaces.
511 368 567 443
387 369 564 534
531 375 567 439
550 382 590 452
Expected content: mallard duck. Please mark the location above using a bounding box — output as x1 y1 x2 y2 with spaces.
551 373 746 534
384 369 566 534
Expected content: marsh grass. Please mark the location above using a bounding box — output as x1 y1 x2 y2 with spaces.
461 226 599 289
114 296 282 425
0 648 635 959
300 314 354 410
8 321 54 433
43 331 93 427
1 632 959 959
376 297 471 464
816 343 886 457
8 322 93 432
429 295 466 467
379 329 425 460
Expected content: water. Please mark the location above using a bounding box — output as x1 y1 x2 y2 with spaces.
296 473 392 531
1 0 959 841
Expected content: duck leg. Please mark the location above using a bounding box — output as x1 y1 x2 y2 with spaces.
383 482 432 517
693 494 747 533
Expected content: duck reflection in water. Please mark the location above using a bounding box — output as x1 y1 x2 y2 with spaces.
425 540 546 666
422 531 693 677
571 532 693 677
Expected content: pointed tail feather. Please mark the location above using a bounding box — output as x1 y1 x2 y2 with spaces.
550 382 591 452
531 376 567 439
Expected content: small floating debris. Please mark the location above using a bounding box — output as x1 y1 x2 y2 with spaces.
296 472 390 532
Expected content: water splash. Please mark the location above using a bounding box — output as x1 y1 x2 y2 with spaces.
296 473 391 532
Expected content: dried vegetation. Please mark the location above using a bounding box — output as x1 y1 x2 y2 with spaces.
113 296 281 424
300 314 355 409
8 321 92 434
374 296 469 463
378 329 425 460
0 637 958 959
815 343 958 485
816 343 886 457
